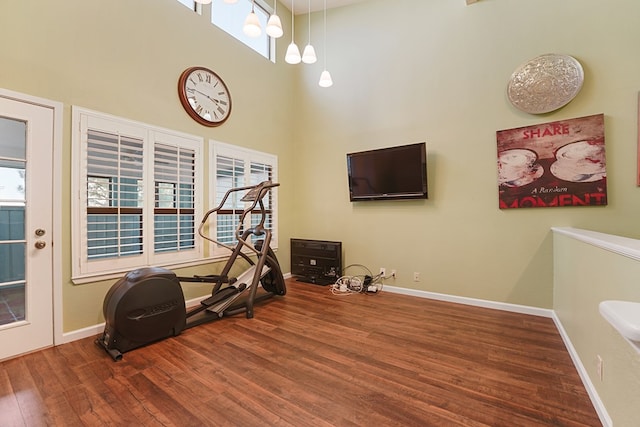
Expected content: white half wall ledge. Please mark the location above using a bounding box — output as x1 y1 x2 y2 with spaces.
599 300 640 353
551 227 640 261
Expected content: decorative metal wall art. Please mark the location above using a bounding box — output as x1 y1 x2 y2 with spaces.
507 54 584 114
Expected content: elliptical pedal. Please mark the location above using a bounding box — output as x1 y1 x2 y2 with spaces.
205 265 270 316
200 284 246 307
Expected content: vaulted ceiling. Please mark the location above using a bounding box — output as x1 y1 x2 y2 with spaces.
288 0 369 15
289 0 475 15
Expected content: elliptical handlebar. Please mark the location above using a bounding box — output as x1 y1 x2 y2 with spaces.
197 180 279 252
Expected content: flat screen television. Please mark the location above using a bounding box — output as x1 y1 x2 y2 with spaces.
346 142 428 201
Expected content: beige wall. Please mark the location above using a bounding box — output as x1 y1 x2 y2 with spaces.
293 0 640 308
553 229 640 426
3 0 640 338
2 0 639 422
0 0 297 331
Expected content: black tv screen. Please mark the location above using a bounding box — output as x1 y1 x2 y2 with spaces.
347 142 428 201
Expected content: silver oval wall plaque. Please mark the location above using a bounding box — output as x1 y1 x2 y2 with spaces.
507 54 584 114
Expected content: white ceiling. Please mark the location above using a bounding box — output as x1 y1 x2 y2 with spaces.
286 0 475 14
286 0 369 15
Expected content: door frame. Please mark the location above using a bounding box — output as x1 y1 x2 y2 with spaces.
0 88 63 348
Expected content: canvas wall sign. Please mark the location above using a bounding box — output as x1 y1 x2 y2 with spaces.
497 113 606 209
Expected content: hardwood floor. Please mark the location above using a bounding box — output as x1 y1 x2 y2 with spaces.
1 279 601 426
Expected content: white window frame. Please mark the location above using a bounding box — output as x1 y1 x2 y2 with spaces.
211 0 276 62
176 0 196 11
209 140 278 259
71 107 203 282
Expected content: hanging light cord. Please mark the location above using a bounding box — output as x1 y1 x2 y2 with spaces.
291 0 295 40
308 0 312 44
323 0 327 69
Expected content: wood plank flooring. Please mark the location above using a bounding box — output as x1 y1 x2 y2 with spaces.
0 279 601 426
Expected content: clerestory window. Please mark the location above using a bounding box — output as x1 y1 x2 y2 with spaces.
175 0 275 60
211 0 274 61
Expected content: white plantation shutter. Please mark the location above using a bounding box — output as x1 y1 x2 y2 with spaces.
210 141 277 258
86 129 144 260
153 143 196 254
72 107 202 280
215 154 245 246
249 161 273 235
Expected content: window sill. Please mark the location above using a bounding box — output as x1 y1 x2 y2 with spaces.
71 256 227 285
71 247 278 285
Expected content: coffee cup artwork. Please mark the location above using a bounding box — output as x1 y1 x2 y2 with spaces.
498 149 544 187
496 114 606 209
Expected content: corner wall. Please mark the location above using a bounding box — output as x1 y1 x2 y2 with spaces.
0 0 297 332
293 0 640 308
553 227 640 426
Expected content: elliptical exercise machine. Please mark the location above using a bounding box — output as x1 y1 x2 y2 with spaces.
96 181 286 361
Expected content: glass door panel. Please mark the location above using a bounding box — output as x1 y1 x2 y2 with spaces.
0 94 54 360
0 119 26 327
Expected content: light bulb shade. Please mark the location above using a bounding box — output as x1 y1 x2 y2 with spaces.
302 44 317 64
195 0 212 4
266 14 284 38
319 70 333 87
243 12 262 37
285 42 302 64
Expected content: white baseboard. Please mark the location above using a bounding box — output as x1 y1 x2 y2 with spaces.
60 323 105 344
382 285 554 317
551 312 612 427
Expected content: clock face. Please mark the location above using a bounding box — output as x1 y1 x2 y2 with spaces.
178 67 231 127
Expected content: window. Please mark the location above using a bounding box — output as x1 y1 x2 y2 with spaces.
72 108 203 280
85 129 144 261
0 119 26 296
211 0 273 60
176 0 196 11
210 141 277 258
153 143 197 254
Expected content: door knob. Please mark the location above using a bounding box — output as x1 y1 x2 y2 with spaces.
35 241 46 249
35 228 46 236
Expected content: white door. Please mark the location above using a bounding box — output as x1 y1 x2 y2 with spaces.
0 96 54 360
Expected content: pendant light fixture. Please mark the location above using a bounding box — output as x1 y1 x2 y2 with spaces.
243 0 262 37
266 0 284 38
318 0 333 87
285 0 302 64
301 0 317 64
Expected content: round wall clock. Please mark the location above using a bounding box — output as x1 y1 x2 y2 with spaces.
178 66 232 127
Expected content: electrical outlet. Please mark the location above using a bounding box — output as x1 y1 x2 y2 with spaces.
391 269 396 279
413 272 420 282
596 355 604 381
380 267 386 276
